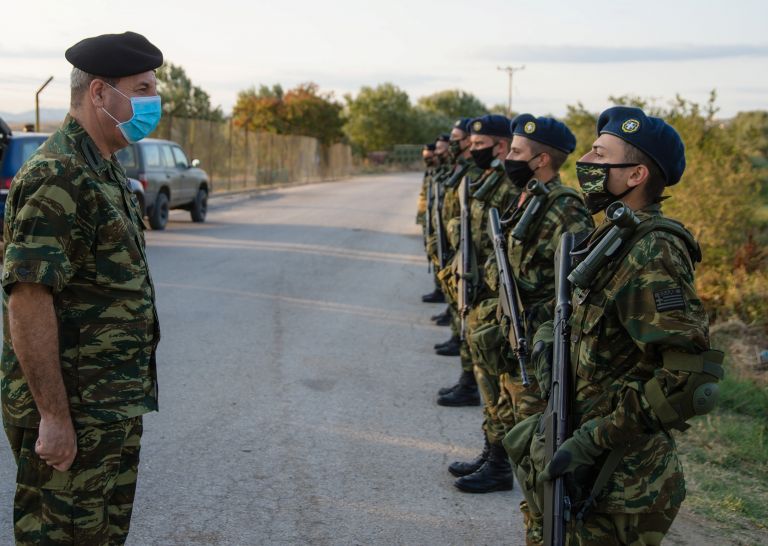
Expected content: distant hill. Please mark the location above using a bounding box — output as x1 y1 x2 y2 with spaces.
0 108 68 125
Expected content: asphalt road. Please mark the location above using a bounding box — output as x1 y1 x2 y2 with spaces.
0 173 525 545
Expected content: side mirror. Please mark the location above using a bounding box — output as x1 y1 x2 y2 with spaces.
191 159 200 168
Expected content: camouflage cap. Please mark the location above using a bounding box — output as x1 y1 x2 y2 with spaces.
597 106 686 186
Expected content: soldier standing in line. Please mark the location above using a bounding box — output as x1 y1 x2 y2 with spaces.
437 115 519 407
1 32 164 545
451 116 592 504
529 106 722 545
432 119 485 348
421 134 452 304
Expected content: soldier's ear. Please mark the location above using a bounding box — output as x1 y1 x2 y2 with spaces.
627 164 649 188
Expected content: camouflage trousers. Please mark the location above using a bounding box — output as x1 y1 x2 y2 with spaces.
565 508 679 546
3 416 143 546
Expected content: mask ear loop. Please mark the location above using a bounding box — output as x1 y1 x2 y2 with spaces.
100 81 131 125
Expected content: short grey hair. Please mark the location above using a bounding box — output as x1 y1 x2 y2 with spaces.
70 67 117 108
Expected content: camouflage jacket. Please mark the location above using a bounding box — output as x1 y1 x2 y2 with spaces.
441 157 484 243
568 203 709 513
415 166 434 226
468 164 519 270
506 176 593 333
1 115 160 427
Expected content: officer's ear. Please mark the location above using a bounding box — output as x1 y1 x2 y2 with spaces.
90 79 107 108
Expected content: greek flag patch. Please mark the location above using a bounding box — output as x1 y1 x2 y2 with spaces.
654 287 686 312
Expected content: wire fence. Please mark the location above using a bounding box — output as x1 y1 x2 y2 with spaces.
152 116 354 192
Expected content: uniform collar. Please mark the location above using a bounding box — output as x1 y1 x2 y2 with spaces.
62 114 126 183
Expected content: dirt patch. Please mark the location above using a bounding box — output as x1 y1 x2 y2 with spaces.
667 508 768 546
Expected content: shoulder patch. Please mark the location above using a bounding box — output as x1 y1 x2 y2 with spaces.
654 287 685 312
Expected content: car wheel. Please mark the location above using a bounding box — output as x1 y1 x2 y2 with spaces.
191 188 208 223
149 192 169 230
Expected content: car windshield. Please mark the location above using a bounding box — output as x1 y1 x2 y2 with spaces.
0 137 47 177
116 146 138 168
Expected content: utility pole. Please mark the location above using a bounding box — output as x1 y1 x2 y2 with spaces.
35 76 54 132
496 65 525 117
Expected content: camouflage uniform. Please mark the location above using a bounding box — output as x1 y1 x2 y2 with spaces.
538 204 709 544
472 177 592 443
1 115 159 545
434 158 484 341
449 163 518 376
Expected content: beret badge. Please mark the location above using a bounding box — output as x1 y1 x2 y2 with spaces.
621 119 641 134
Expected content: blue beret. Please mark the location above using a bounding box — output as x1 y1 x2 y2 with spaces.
436 133 451 143
424 143 436 151
597 106 685 186
510 113 576 154
469 115 512 139
66 31 163 78
453 117 472 133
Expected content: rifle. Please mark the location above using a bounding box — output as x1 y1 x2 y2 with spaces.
487 207 530 387
457 176 472 340
433 178 448 270
543 232 576 546
425 174 434 271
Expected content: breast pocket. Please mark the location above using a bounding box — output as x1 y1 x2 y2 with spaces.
572 302 606 382
94 223 146 291
77 321 148 405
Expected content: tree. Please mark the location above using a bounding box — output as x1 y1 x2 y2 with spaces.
232 84 285 133
156 63 223 121
416 89 487 121
343 83 418 153
232 83 344 145
282 83 344 145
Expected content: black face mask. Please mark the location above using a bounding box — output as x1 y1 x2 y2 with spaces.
449 140 467 160
504 153 542 188
575 161 639 214
471 145 496 170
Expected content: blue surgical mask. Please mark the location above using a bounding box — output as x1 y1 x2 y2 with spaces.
102 83 162 143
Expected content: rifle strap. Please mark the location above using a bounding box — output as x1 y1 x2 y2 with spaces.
444 162 470 188
589 216 702 295
575 446 627 524
516 184 583 243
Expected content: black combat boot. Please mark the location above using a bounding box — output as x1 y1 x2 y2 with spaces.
421 289 446 303
431 307 451 326
434 313 451 326
437 369 470 395
433 334 459 350
453 442 514 493
448 435 490 477
435 337 460 356
437 371 480 406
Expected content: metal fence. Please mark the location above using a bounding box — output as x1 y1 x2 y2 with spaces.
152 116 354 192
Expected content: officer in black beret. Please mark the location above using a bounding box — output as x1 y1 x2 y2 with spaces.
2 31 163 544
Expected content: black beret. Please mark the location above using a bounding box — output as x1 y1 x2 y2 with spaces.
424 143 437 151
510 113 576 154
469 114 512 139
597 106 686 186
453 117 472 134
436 133 451 143
65 31 163 78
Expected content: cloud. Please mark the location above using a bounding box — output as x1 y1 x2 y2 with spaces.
0 48 62 60
479 44 768 63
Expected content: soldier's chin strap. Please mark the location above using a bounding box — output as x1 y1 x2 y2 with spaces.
644 349 725 432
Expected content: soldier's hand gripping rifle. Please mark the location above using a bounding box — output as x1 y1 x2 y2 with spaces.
487 207 530 387
457 176 472 340
543 231 576 546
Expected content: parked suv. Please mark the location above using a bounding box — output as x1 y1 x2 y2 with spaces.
0 121 48 220
116 138 210 230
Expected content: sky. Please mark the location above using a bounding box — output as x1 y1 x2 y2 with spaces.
1 0 767 119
